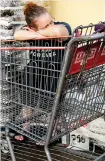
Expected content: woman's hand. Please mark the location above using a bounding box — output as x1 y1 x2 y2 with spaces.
22 26 35 32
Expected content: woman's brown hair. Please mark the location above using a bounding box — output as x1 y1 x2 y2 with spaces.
24 2 47 28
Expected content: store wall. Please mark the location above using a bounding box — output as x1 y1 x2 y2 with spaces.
21 0 51 12
50 0 105 30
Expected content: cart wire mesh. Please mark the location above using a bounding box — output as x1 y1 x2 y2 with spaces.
1 33 105 146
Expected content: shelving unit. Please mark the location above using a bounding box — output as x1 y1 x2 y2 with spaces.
0 0 28 127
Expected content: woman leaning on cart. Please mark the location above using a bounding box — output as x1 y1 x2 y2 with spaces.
14 2 72 40
13 2 72 142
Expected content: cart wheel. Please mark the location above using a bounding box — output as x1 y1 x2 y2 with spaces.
1 139 9 154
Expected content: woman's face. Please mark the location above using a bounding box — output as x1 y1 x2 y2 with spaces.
32 12 54 30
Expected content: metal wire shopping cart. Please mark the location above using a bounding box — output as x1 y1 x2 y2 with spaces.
0 24 105 161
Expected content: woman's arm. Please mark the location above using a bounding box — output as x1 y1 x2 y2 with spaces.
38 25 70 40
14 29 45 41
14 24 71 41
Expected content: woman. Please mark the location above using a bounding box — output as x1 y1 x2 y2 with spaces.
14 2 72 40
14 1 72 90
14 2 72 143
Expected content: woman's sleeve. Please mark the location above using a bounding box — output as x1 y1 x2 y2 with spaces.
54 21 72 35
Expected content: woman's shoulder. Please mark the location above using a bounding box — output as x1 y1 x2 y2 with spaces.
54 21 72 35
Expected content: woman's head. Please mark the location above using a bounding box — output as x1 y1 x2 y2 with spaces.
24 2 54 30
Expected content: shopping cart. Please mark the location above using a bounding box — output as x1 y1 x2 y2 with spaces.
0 28 105 161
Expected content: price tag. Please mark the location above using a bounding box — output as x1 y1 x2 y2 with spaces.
70 130 89 151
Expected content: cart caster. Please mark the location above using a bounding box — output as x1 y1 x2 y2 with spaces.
1 139 10 154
